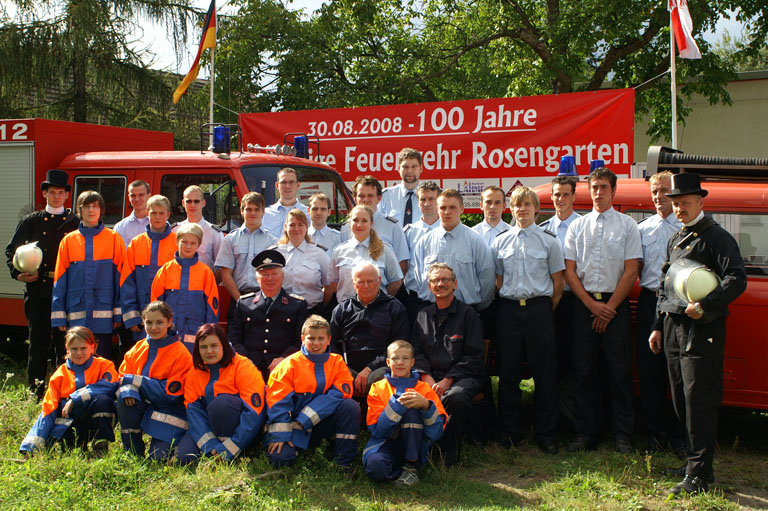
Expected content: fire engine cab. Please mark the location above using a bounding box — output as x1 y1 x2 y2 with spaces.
534 146 768 412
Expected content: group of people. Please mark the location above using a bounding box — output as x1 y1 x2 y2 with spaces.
6 147 747 495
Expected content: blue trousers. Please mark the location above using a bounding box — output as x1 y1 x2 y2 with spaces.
59 393 116 447
364 408 424 482
176 394 246 464
115 398 173 460
267 399 360 468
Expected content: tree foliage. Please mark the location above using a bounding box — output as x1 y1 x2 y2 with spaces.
0 0 208 148
214 0 768 141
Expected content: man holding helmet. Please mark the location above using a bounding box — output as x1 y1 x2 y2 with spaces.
650 172 747 496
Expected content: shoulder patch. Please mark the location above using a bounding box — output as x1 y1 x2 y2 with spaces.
543 229 557 238
167 381 182 394
251 392 262 409
289 293 305 301
385 215 398 223
342 383 351 395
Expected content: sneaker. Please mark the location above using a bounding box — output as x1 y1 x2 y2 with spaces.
668 474 709 497
394 466 419 487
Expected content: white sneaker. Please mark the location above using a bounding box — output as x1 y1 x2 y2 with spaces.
394 466 419 487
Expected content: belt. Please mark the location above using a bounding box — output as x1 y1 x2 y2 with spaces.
590 292 613 301
501 296 551 307
640 287 658 296
46 271 55 278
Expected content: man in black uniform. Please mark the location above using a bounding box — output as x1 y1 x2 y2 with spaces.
228 249 308 380
5 169 79 398
411 262 484 466
649 173 747 496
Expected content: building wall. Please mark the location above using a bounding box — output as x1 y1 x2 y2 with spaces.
634 71 768 162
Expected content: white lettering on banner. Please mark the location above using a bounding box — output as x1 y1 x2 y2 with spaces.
472 105 537 133
472 142 630 172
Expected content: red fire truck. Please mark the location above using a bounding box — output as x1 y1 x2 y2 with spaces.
534 146 768 411
0 119 354 349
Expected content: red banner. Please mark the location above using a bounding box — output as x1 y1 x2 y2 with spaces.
240 89 634 209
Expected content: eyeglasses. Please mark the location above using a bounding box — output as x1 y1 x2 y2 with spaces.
184 199 201 204
428 277 455 284
388 357 412 363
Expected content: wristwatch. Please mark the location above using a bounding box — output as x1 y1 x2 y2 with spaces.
694 302 704 315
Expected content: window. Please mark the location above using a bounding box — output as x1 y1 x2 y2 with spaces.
73 176 126 227
161 174 238 230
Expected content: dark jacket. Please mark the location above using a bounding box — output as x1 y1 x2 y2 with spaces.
228 288 307 371
411 297 484 381
330 291 409 372
5 209 78 298
655 215 747 329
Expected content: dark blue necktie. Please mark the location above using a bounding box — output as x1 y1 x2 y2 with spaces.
404 191 414 226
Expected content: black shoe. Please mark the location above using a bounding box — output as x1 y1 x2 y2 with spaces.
614 438 633 454
537 440 559 455
566 436 597 453
496 435 523 449
668 475 709 497
666 465 715 483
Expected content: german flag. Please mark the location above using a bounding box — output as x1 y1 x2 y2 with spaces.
173 0 216 104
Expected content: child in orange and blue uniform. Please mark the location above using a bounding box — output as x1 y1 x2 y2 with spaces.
151 222 219 353
120 195 177 344
265 315 360 468
117 301 192 460
51 191 125 359
177 323 266 464
20 326 118 456
364 340 447 486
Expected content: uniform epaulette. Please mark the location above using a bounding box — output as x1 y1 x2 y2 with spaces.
543 229 557 238
170 221 180 229
289 293 305 301
403 224 412 233
240 292 256 300
495 230 507 238
211 224 223 232
316 243 329 252
385 215 398 224
637 216 651 224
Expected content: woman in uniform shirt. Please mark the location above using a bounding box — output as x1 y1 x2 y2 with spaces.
330 205 403 303
273 209 333 315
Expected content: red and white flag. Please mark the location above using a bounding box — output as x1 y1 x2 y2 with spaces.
669 0 701 59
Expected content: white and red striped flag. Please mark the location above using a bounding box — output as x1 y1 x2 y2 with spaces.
669 0 702 59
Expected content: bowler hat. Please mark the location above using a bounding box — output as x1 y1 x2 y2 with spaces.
251 249 286 270
41 169 71 191
665 172 708 198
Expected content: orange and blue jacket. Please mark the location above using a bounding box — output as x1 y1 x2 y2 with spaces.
151 252 219 353
363 370 447 466
51 222 125 334
20 355 118 453
120 223 177 329
118 333 193 443
266 346 354 449
184 354 266 459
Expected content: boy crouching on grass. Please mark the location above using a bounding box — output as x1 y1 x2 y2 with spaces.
20 326 118 457
265 315 360 469
364 340 447 486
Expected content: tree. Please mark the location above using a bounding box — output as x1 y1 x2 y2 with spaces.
214 0 768 141
0 0 202 139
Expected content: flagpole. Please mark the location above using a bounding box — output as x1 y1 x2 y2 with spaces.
670 13 678 150
209 46 215 147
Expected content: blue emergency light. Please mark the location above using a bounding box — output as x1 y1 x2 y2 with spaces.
213 126 231 154
294 136 309 159
589 159 605 172
558 156 577 176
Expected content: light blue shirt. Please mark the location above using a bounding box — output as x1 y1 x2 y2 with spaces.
410 223 495 308
173 218 224 271
472 219 512 247
493 224 565 299
275 240 331 308
564 207 642 294
340 210 410 262
379 182 421 225
309 224 342 252
262 200 309 238
539 211 580 253
113 212 149 247
403 219 440 293
214 224 276 292
330 236 403 303
638 213 682 291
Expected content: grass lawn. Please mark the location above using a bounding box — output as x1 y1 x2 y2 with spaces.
1 357 766 511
